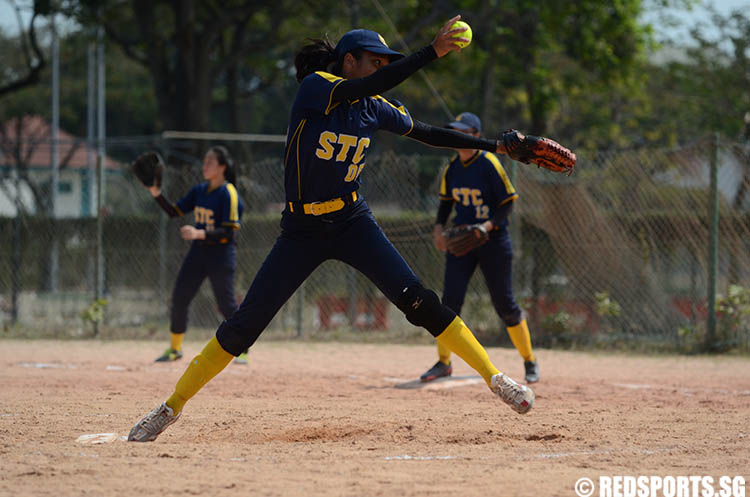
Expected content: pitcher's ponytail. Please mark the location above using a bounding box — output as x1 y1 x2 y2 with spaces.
294 37 338 83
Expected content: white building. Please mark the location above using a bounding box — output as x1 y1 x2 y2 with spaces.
0 115 122 218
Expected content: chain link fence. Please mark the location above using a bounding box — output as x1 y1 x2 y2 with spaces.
1 135 748 352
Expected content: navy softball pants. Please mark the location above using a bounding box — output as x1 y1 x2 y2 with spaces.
442 231 523 327
217 213 422 355
170 243 238 334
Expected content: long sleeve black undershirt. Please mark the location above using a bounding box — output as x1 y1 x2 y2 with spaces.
436 199 514 230
435 199 453 225
331 45 438 103
154 194 180 218
491 201 514 228
329 46 501 153
408 120 499 151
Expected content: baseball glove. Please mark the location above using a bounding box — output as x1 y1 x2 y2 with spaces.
444 224 489 257
132 151 164 187
501 130 576 175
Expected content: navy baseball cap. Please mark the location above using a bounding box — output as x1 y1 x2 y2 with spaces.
336 29 404 61
447 112 482 133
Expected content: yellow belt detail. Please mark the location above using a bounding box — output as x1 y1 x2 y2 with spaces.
289 192 358 216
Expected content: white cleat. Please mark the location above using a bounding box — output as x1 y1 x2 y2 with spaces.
128 402 181 442
491 373 534 414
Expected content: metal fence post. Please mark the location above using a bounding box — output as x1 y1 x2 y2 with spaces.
347 268 357 328
158 211 167 317
297 282 304 338
93 28 106 336
11 213 21 323
94 152 103 337
509 159 521 265
705 133 720 350
49 19 60 293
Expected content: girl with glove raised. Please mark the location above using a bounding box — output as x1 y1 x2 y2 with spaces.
138 147 249 365
128 16 537 443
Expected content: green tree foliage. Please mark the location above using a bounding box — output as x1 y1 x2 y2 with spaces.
0 0 48 100
0 24 157 218
0 27 158 138
646 7 750 144
8 0 744 152
331 0 656 151
55 0 658 143
63 0 319 133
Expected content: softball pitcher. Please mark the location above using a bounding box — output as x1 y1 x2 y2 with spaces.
128 16 537 442
420 112 539 384
145 146 248 364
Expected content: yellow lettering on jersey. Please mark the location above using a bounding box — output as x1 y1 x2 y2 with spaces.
344 163 366 182
194 207 215 230
475 205 489 219
452 187 486 213
470 189 483 206
336 134 358 162
351 137 370 165
315 131 337 160
316 132 372 166
455 187 471 206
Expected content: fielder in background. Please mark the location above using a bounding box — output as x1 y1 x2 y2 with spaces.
132 146 249 365
127 15 573 442
421 112 539 384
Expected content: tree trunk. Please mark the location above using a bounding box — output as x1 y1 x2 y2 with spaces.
516 9 548 136
131 0 214 133
227 63 239 132
526 79 548 136
480 46 497 131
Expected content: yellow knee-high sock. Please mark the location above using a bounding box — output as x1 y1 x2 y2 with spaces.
166 336 233 414
170 332 184 351
506 319 535 362
437 341 452 364
436 317 499 387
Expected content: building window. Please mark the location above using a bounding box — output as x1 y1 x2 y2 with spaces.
58 182 72 194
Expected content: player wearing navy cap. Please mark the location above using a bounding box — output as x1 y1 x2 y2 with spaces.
146 146 248 365
129 16 537 443
420 112 539 384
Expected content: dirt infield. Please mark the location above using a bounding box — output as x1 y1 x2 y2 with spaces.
1 339 748 497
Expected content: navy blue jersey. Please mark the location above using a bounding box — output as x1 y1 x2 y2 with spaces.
283 71 414 203
175 182 243 233
439 151 517 228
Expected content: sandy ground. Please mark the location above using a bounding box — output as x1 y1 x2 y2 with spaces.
1 339 749 497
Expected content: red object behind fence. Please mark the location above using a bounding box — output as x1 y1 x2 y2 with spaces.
316 296 389 330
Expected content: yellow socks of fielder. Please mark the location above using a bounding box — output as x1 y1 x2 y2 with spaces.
166 336 233 414
436 316 499 387
437 341 452 365
170 332 184 352
507 319 536 362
